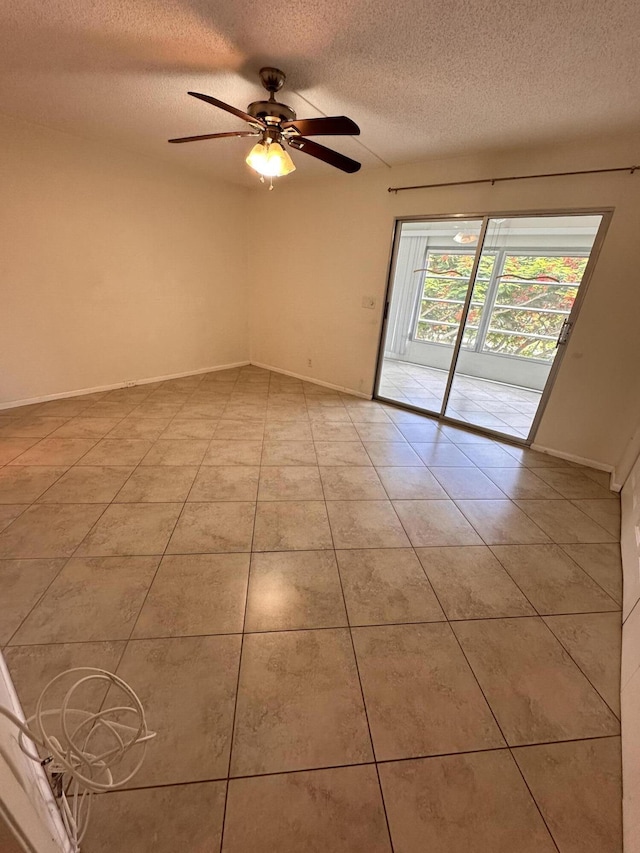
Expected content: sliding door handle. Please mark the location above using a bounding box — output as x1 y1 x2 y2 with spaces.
556 319 573 347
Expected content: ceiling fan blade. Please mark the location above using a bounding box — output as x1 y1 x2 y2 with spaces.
288 137 361 173
188 92 265 127
282 116 360 136
168 131 260 143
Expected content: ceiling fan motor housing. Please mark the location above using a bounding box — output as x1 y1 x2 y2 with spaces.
247 67 296 124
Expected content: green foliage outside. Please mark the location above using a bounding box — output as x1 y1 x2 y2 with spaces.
415 251 587 360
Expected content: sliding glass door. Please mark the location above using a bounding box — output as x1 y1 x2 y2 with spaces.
377 218 485 414
376 210 609 443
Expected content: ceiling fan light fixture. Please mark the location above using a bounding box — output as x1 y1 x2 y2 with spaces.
453 231 479 244
246 140 296 177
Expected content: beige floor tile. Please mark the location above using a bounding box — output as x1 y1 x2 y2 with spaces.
224 404 268 421
261 440 317 466
362 441 422 466
583 467 613 488
114 466 197 502
395 421 445 441
533 467 616 500
452 617 620 745
83 782 226 853
513 737 622 853
501 446 568 467
439 424 499 444
560 543 622 604
0 416 70 438
393 500 482 547
491 544 619 614
0 466 68 503
76 503 181 556
0 404 42 418
411 442 475 466
0 558 65 643
456 499 550 544
4 641 126 718
168 501 255 553
140 439 209 466
311 422 360 441
0 505 27 533
133 553 249 638
36 399 92 417
319 466 386 500
253 500 332 551
0 503 107 558
231 628 372 775
379 750 557 853
515 499 616 543
352 623 503 760
572 499 621 536
215 420 266 440
49 417 122 439
224 765 391 853
37 466 134 503
189 466 260 501
202 439 263 465
327 500 410 549
480 466 563 499
85 401 138 418
106 418 171 439
263 421 313 441
258 466 323 500
127 402 183 419
543 612 621 716
79 438 153 466
12 556 158 644
0 437 39 464
374 466 447 499
245 550 347 631
344 404 392 424
110 635 241 785
416 546 535 619
430 467 507 499
353 423 405 441
308 410 351 425
159 418 217 439
337 548 444 625
459 444 521 466
314 441 372 466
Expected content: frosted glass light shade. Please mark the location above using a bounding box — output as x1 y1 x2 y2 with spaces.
246 141 296 177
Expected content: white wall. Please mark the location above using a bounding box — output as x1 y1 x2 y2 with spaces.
0 115 250 405
621 450 640 852
248 132 640 472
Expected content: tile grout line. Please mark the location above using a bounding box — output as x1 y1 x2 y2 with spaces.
316 421 397 853
218 371 265 853
403 536 563 853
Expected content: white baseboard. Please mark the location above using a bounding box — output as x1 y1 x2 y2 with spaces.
250 361 372 399
531 442 619 491
0 361 251 410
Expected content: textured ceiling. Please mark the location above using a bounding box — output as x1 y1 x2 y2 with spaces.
1 0 640 187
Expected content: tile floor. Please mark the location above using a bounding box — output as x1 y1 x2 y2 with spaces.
0 365 623 852
379 357 543 439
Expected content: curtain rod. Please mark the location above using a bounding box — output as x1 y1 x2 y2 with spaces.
387 165 639 193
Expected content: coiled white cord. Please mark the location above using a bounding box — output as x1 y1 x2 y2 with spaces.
0 667 156 852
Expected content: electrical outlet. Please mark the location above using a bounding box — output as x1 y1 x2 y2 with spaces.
307 358 313 368
362 295 376 310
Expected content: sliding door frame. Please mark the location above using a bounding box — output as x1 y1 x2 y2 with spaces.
373 207 614 446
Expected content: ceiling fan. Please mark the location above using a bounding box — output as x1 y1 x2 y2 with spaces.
169 67 361 183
